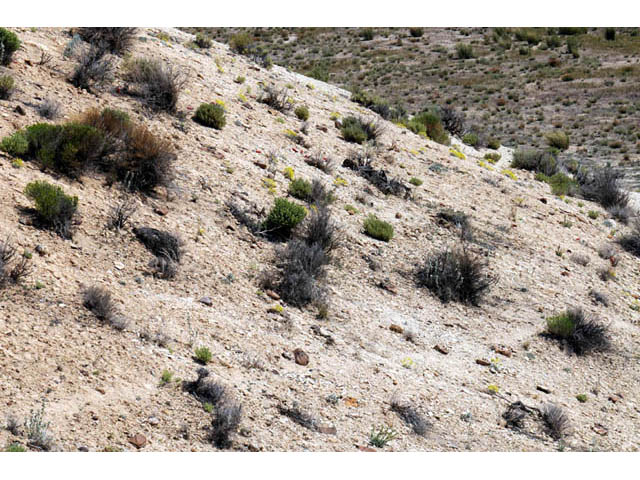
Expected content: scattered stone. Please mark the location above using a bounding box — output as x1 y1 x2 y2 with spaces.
434 344 449 355
77 445 89 452
35 244 47 256
148 416 159 426
266 289 280 300
154 205 169 216
539 198 547 204
317 425 337 435
389 324 403 334
475 359 490 366
358 445 377 452
592 423 608 436
14 105 26 116
609 394 622 403
294 348 309 366
344 397 359 408
536 385 552 394
254 160 267 169
128 434 147 449
492 345 513 357
199 297 213 306
114 261 125 270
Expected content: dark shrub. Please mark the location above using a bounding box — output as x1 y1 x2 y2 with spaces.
186 368 227 405
360 28 374 41
408 111 449 145
487 137 501 150
123 57 186 113
288 178 312 201
0 236 31 288
278 404 317 430
576 165 628 209
363 215 393 242
390 398 430 436
409 28 424 38
545 131 569 150
77 28 137 56
437 208 472 240
83 286 116 323
545 308 610 355
604 28 616 41
350 88 405 121
211 402 242 449
107 196 137 231
438 106 465 136
194 103 226 129
567 37 580 58
455 43 475 59
274 239 328 307
70 45 115 92
0 74 14 99
618 219 640 257
511 148 557 176
0 130 28 156
24 181 78 239
77 107 131 138
294 105 309 121
194 32 212 49
0 28 20 65
229 32 252 54
304 204 338 254
258 85 291 112
305 152 334 174
133 227 182 262
263 198 307 237
541 404 571 440
307 63 329 82
416 246 494 305
340 116 382 144
37 98 62 120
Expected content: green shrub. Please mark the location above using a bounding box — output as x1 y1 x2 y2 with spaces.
545 131 569 150
409 28 424 38
0 131 28 156
6 442 27 452
455 43 475 59
487 137 501 150
546 308 609 355
360 28 374 41
535 172 578 196
350 87 405 121
294 105 309 121
511 148 557 176
264 198 307 237
408 111 450 145
484 152 501 163
195 346 212 364
604 28 616 41
24 181 78 238
462 132 479 147
229 32 252 54
194 103 226 129
409 177 423 186
558 27 586 36
567 37 580 58
0 28 21 65
515 28 541 45
363 215 393 242
288 178 312 201
0 74 14 99
307 64 329 82
340 116 382 144
194 32 212 49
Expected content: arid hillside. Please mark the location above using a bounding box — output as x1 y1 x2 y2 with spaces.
0 27 639 452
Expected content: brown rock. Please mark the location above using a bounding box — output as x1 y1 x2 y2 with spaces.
592 423 608 436
389 324 403 334
294 348 309 366
154 205 169 216
609 394 622 403
492 345 513 357
358 445 377 452
266 289 280 300
14 105 26 116
536 385 552 394
128 434 147 449
254 161 267 169
434 344 449 355
317 425 337 435
475 359 490 366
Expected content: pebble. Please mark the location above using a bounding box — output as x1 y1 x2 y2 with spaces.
389 324 403 334
148 416 159 426
294 348 309 366
434 344 449 355
199 296 213 306
128 434 147 449
114 261 125 270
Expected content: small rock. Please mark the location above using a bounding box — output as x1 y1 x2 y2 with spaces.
316 125 328 133
434 344 449 355
539 198 547 204
492 345 513 357
35 244 47 256
254 161 267 169
592 423 608 436
128 434 147 449
199 297 213 306
609 394 622 403
358 446 377 452
317 425 337 435
14 105 26 116
293 348 309 366
266 289 280 300
114 261 125 270
389 324 403 334
148 416 159 426
395 212 402 219
536 385 552 394
603 219 616 229
475 359 490 366
77 445 89 452
154 205 169 216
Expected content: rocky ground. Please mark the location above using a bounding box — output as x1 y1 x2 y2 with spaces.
0 27 639 452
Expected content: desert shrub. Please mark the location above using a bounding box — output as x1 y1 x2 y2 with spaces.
288 178 313 201
438 106 465 136
360 28 375 41
567 37 580 58
545 308 610 355
0 131 28 156
194 32 212 49
24 181 78 239
259 85 292 112
123 57 185 113
37 98 62 120
77 107 131 138
569 253 590 266
0 74 14 99
229 32 252 54
576 165 629 209
487 137 501 150
462 132 479 147
70 45 115 92
77 28 137 55
133 227 182 262
24 400 53 451
303 203 338 254
263 198 306 237
558 27 586 36
194 103 226 129
363 215 393 242
604 28 616 41
0 236 31 288
307 63 329 82
535 172 578 196
278 403 317 430
437 208 472 239
455 43 475 59
350 87 405 121
618 219 640 257
305 152 334 174
515 28 541 45
409 177 423 186
273 240 328 307
0 28 20 66
340 116 382 144
416 246 494 305
294 105 309 121
545 131 569 150
390 398 430 436
589 289 609 307
408 111 450 145
511 148 557 176
107 196 137 231
409 28 424 38
195 346 212 364
484 152 501 162
83 286 118 324
369 425 398 448
211 402 242 449
541 404 571 440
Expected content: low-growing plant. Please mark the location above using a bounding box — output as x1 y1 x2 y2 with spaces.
0 74 14 99
545 308 610 355
161 369 173 384
340 116 383 145
545 131 569 151
24 400 53 451
37 98 62 120
407 111 449 145
194 103 226 129
133 227 182 263
438 106 465 136
263 198 307 237
123 57 186 113
195 346 213 364
294 105 309 121
487 137 501 150
70 45 115 92
194 32 212 49
409 177 423 186
0 236 31 288
369 425 398 448
107 196 137 231
83 286 116 322
77 27 137 56
541 404 571 440
0 131 28 156
390 398 430 436
6 442 26 452
24 181 78 238
288 178 313 201
0 28 21 65
535 172 578 196
416 245 494 305
618 219 640 257
229 32 252 54
484 152 501 163
462 132 479 147
258 85 292 112
363 215 393 242
211 401 242 449
511 148 557 176
576 165 628 210
455 43 475 59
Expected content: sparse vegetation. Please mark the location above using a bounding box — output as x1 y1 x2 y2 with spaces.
545 308 610 355
340 116 383 145
0 28 21 65
294 105 309 121
0 74 14 99
263 198 307 237
0 236 31 288
288 178 313 201
369 425 398 448
194 103 226 129
24 181 78 239
511 149 557 176
390 398 430 436
363 215 393 242
123 57 186 113
77 27 137 56
195 346 213 364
